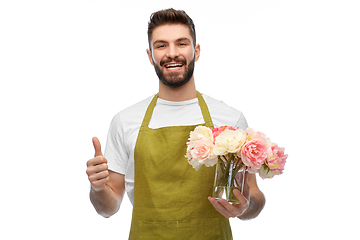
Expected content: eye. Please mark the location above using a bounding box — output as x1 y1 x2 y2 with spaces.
154 43 166 49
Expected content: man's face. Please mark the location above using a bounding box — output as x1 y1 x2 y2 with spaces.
147 24 200 88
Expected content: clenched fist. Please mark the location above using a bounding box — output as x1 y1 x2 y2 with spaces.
86 137 109 191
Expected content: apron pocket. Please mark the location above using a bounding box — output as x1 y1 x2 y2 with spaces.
139 218 220 240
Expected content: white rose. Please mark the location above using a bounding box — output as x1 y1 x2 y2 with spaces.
189 126 214 143
214 128 247 155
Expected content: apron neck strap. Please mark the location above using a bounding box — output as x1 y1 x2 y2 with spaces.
196 91 214 128
141 91 214 128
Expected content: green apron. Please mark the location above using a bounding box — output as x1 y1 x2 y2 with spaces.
129 91 232 240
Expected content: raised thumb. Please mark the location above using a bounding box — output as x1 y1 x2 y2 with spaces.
92 137 103 157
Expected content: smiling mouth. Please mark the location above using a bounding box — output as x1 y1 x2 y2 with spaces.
164 62 184 71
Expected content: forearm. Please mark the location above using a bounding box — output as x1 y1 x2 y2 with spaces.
238 190 265 220
90 184 121 218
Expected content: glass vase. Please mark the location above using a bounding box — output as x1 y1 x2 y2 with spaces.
212 154 247 204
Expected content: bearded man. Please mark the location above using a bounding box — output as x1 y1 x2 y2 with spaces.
86 8 265 240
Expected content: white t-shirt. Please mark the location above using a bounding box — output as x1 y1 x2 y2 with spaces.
104 94 248 204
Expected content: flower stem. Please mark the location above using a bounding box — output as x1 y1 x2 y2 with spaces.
241 167 248 194
213 153 247 203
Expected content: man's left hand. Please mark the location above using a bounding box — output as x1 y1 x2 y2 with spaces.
208 175 250 218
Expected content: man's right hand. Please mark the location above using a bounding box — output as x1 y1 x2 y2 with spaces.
86 137 109 191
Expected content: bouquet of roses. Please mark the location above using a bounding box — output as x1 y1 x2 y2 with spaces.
185 126 288 203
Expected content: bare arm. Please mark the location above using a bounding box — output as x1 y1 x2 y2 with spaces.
237 173 265 220
87 137 126 218
89 170 125 218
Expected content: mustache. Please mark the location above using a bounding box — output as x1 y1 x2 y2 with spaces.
160 57 187 66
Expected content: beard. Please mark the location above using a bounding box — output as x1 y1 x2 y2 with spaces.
153 56 195 88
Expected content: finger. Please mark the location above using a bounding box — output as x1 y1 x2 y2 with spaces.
87 162 108 174
92 137 103 157
87 156 107 168
88 170 109 183
91 176 110 191
208 197 227 217
208 197 232 218
233 189 249 206
86 164 107 181
216 192 249 217
218 198 247 217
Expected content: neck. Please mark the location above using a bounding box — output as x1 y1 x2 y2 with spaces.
158 77 197 101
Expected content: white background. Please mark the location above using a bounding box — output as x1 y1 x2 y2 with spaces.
1 0 359 239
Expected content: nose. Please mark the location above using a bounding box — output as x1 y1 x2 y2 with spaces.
166 44 179 59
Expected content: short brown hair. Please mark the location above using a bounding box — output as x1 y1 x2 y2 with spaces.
147 8 196 49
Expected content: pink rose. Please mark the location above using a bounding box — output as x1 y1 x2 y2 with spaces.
246 128 266 139
187 139 217 171
266 143 288 174
246 128 271 146
239 139 268 169
258 144 288 179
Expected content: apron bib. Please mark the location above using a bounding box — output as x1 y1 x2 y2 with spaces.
129 91 232 240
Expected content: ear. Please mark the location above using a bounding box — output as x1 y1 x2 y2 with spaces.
194 44 200 62
146 49 154 66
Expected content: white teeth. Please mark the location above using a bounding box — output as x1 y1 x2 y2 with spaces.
166 63 183 68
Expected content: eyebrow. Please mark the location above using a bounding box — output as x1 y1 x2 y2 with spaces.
176 37 191 42
153 37 191 45
153 40 167 45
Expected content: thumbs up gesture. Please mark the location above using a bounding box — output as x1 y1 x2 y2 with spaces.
86 137 109 191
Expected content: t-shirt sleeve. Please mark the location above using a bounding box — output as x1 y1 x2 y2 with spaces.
104 113 128 175
235 112 248 130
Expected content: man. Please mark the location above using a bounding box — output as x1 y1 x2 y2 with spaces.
86 8 265 239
